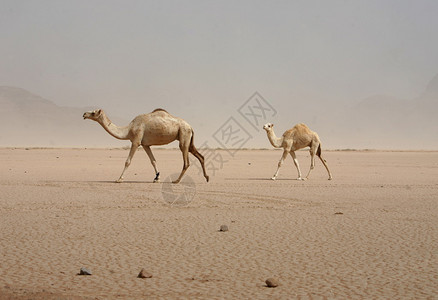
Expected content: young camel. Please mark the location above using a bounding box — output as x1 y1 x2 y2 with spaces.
263 123 332 181
83 108 209 184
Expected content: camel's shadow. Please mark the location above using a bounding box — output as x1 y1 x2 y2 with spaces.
225 178 299 181
56 180 158 184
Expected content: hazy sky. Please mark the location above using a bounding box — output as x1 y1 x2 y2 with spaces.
1 0 438 147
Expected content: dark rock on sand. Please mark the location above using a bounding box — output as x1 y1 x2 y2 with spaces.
265 277 279 288
219 225 228 232
138 268 153 278
79 268 92 275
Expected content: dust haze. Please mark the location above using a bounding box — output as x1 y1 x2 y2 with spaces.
1 1 437 149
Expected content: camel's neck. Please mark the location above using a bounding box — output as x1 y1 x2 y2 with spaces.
266 130 283 148
98 114 130 140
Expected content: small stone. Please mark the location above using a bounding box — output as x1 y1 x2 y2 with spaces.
79 268 92 275
138 268 153 278
334 212 343 215
219 225 228 232
265 277 279 288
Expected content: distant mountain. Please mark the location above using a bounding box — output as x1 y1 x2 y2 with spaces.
422 73 438 100
0 86 130 147
1 76 437 149
331 74 438 149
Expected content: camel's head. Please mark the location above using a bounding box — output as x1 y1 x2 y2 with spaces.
263 123 274 131
83 109 103 121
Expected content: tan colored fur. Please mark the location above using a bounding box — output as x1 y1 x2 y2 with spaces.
263 122 332 180
83 109 209 184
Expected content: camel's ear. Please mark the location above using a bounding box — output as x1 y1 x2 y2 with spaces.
271 123 274 127
96 109 102 117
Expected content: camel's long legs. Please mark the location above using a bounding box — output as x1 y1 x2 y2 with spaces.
173 142 190 184
189 147 209 182
317 153 333 180
305 144 333 180
305 154 315 179
142 145 160 182
290 151 304 180
271 150 289 180
116 142 139 183
305 146 318 180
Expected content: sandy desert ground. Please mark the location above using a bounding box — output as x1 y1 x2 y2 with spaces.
0 148 437 299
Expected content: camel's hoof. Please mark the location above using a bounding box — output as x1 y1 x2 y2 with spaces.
115 179 123 183
297 178 305 181
270 177 276 180
205 176 210 183
328 177 333 180
153 172 160 182
172 180 180 184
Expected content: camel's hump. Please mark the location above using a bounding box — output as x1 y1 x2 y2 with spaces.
152 108 168 113
283 123 312 137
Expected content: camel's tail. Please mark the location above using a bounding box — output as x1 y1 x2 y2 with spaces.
189 129 196 153
189 129 204 158
317 144 328 162
189 129 210 182
316 144 322 158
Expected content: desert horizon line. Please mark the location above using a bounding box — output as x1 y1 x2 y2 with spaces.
1 146 437 152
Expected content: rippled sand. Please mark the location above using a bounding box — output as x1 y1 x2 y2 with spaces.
0 148 437 299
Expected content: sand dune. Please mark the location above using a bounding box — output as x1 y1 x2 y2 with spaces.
0 148 437 299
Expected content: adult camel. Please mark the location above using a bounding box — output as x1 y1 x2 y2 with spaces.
83 108 209 184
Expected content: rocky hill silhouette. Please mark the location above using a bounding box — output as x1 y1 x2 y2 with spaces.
1 74 437 149
0 86 129 147
327 74 438 149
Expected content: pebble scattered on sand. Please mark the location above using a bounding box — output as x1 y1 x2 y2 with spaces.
265 277 279 288
79 268 92 275
334 212 344 215
219 225 228 232
138 268 153 278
